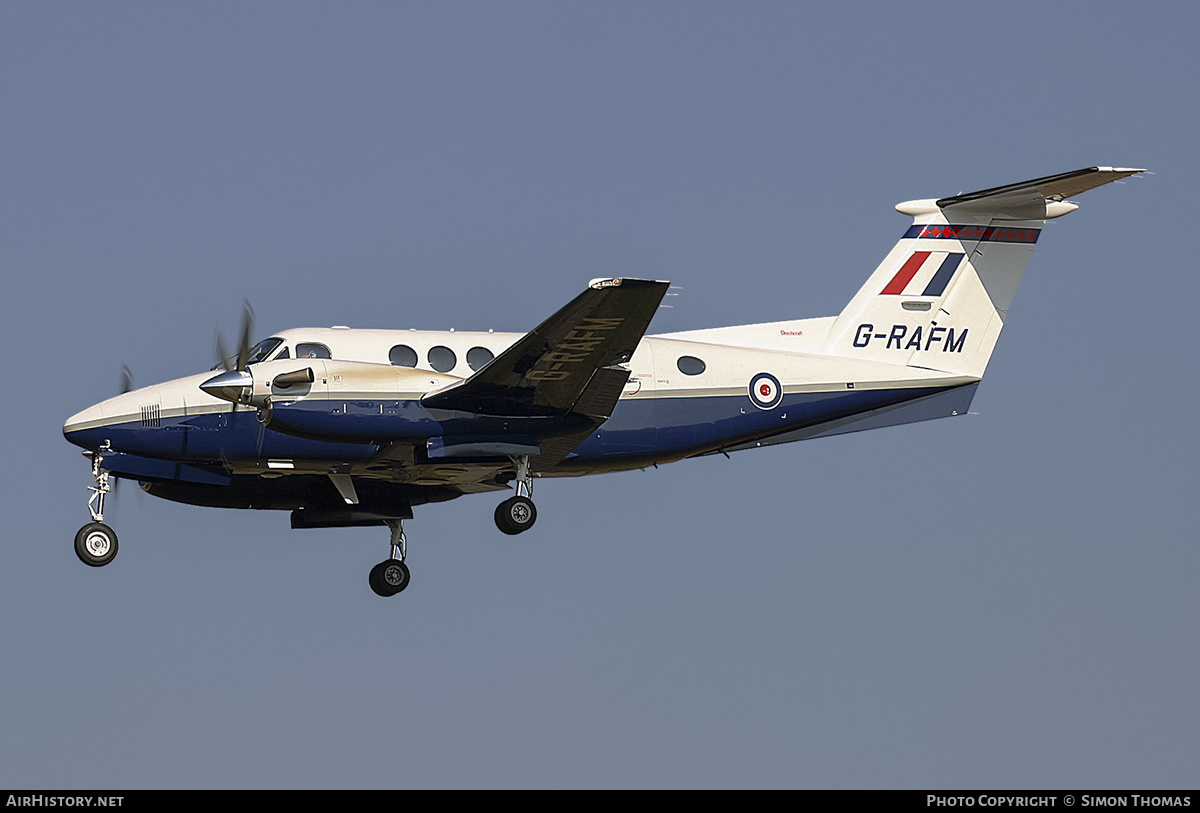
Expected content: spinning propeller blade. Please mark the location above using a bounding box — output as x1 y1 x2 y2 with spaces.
207 300 258 421
212 299 256 372
235 300 255 372
213 329 231 372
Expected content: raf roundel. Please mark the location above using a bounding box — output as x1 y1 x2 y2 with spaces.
748 372 783 410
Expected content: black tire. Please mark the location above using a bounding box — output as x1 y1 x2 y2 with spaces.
495 495 537 535
369 559 410 597
74 522 119 567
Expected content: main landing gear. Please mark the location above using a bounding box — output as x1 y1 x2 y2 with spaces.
494 455 537 536
74 444 119 567
368 457 539 598
369 520 411 597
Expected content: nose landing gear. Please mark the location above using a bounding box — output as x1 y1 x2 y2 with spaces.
74 443 119 567
75 522 118 567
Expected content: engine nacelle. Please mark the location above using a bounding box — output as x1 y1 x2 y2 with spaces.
203 360 463 443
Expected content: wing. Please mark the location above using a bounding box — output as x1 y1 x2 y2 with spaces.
422 277 668 419
420 277 668 470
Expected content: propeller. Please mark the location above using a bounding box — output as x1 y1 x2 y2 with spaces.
106 364 138 510
212 300 256 372
204 301 269 458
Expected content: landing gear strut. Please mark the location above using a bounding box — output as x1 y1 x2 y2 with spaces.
369 519 411 597
75 443 119 567
495 455 538 535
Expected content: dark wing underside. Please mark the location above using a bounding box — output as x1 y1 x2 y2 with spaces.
422 278 668 419
420 277 668 469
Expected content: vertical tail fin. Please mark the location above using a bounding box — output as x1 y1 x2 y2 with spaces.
822 167 1143 378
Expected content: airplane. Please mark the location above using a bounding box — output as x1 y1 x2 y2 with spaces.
63 166 1143 596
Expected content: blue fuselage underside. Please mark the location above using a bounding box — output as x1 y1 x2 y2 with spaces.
65 384 960 479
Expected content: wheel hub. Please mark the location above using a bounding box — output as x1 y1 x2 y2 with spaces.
84 531 111 557
384 564 406 587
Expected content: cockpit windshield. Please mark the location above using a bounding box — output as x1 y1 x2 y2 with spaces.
245 337 285 364
213 337 286 370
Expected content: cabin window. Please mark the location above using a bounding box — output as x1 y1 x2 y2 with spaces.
296 342 332 360
467 346 495 371
275 346 290 360
677 356 706 375
428 345 457 373
389 345 418 367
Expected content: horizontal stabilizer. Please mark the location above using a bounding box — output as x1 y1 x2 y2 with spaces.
917 166 1144 220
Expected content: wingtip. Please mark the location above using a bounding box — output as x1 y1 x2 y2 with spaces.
588 277 671 290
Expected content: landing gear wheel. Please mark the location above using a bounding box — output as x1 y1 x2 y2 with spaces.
74 522 118 567
495 495 537 535
369 559 410 597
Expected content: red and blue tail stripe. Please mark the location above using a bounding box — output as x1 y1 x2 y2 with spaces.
902 224 1040 243
881 252 964 297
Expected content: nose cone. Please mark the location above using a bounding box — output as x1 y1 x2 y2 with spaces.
63 386 154 451
64 403 102 430
63 399 118 450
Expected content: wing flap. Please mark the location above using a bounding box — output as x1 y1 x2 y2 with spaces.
571 365 631 421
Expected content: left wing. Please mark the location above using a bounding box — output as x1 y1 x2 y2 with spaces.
420 277 668 469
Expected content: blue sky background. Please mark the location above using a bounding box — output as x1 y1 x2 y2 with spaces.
3 2 1197 789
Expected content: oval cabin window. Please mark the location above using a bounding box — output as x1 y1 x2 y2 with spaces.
677 356 706 375
466 346 495 371
428 346 457 373
389 345 418 367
